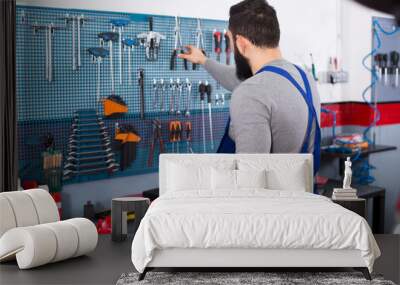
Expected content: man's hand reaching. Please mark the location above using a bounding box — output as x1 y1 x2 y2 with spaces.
178 45 207 65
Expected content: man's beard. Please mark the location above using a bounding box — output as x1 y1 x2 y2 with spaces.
234 43 253 81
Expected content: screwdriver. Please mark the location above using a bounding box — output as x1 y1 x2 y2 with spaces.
206 81 214 151
199 81 207 153
213 29 222 62
382 54 388 86
184 121 193 153
390 51 399 87
374 54 383 80
224 29 231 65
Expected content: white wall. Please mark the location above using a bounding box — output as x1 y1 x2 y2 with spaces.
341 0 392 102
17 0 343 103
16 0 237 20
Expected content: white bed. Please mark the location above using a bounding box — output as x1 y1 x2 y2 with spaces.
131 154 380 280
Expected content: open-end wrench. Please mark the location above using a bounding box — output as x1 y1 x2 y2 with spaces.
169 78 176 114
185 78 192 117
152 78 159 111
160 79 165 112
176 78 182 115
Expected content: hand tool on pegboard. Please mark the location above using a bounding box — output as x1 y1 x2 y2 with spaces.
98 31 119 94
184 121 193 153
382 53 389 85
152 78 160 111
224 29 231 65
205 81 214 151
148 119 165 167
110 19 130 85
390 51 399 87
374 54 383 81
63 14 88 71
159 79 166 112
46 24 53 82
184 78 192 117
88 47 109 105
176 121 182 153
213 29 222 62
115 123 141 170
170 16 188 70
169 78 176 114
215 93 226 106
138 68 145 120
199 81 207 153
122 38 137 85
193 18 207 70
168 120 181 153
64 109 119 180
176 78 183 115
137 17 166 61
32 23 64 82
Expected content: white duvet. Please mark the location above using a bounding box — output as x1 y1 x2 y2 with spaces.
131 190 380 273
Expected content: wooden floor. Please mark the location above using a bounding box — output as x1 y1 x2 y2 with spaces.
0 235 398 285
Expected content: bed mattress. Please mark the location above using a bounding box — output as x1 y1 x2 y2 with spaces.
131 189 380 273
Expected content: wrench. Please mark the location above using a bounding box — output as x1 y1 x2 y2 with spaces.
169 78 176 114
160 79 165 112
152 78 159 110
185 78 192 117
176 78 182 115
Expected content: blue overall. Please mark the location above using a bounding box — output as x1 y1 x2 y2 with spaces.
217 64 321 177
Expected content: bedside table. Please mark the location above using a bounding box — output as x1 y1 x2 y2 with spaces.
332 198 366 219
111 197 150 242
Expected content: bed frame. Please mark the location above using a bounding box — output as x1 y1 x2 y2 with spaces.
138 154 372 281
139 248 371 280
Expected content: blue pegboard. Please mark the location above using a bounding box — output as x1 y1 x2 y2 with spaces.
16 6 232 184
372 17 400 102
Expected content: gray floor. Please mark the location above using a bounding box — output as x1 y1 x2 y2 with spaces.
0 235 135 285
1 235 398 285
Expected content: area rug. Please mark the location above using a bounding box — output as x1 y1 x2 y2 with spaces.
116 272 395 285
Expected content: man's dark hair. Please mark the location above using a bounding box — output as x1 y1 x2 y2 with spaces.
229 0 280 48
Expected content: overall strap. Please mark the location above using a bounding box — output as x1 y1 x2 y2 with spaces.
256 65 321 175
294 65 321 175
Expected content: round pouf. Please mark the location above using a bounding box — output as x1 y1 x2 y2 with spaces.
111 197 150 242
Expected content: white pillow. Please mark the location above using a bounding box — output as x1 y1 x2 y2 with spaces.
236 169 267 189
211 168 237 190
167 162 211 191
266 162 307 192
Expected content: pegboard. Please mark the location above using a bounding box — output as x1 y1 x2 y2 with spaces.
372 17 400 103
16 6 232 184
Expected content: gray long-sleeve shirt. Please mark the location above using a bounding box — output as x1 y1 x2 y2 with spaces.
204 58 320 154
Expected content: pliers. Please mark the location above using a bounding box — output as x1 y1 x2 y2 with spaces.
193 18 207 70
170 16 188 70
147 119 165 167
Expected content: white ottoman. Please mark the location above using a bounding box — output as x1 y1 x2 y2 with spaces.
0 189 98 269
